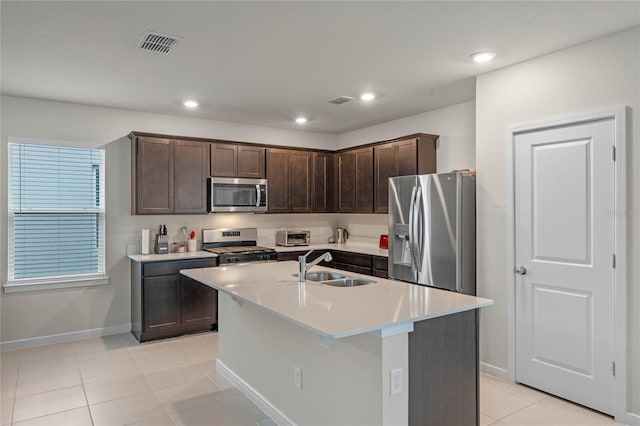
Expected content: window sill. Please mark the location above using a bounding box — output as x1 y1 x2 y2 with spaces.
3 275 110 293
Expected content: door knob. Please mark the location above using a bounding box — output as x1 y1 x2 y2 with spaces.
515 266 527 275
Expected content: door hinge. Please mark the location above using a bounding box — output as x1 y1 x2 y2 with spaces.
612 361 616 376
612 254 616 268
612 146 616 162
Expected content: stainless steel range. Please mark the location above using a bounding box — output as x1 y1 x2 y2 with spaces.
202 228 277 265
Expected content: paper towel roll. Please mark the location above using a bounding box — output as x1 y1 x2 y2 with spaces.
141 228 150 255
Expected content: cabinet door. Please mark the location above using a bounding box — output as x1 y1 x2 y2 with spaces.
337 151 356 212
237 146 266 178
288 151 312 213
312 152 336 212
135 137 173 214
354 147 374 212
374 142 399 213
174 140 208 214
143 275 180 334
210 143 238 177
181 276 217 330
267 149 290 213
397 138 418 176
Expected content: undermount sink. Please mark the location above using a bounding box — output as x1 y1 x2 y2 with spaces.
321 278 376 287
293 271 376 287
294 271 347 281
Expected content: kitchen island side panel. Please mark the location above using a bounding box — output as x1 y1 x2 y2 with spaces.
408 309 479 426
217 292 409 426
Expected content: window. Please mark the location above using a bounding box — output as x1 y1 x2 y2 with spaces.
6 142 108 292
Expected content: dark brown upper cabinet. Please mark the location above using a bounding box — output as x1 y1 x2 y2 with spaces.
373 135 438 213
266 148 289 213
130 131 437 216
174 140 209 214
338 147 374 213
210 142 265 178
288 150 313 213
132 137 173 215
131 136 207 215
266 148 313 213
312 152 336 213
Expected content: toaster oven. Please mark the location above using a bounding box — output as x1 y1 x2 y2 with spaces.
275 230 310 247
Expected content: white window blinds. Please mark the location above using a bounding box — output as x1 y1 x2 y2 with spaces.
8 142 106 287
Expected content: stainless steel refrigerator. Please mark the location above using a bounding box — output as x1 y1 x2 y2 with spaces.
388 172 476 295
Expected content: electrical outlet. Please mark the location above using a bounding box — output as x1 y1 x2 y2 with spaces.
294 367 302 390
390 368 402 395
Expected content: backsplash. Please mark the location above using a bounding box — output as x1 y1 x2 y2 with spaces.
336 214 388 245
128 213 339 253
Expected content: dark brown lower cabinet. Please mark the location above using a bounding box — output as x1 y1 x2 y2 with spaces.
277 250 385 277
331 251 372 275
371 255 389 278
131 258 218 342
181 275 218 328
142 275 181 337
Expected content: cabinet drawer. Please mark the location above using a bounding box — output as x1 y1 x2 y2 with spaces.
143 259 217 277
277 251 306 262
331 251 372 267
332 262 372 276
277 251 330 264
372 256 388 271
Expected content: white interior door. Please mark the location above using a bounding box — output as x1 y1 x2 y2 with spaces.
514 118 615 415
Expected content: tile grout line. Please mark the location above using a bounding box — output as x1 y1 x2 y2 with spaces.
488 395 544 425
80 375 96 426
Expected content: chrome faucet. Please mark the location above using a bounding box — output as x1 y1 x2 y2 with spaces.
298 250 333 282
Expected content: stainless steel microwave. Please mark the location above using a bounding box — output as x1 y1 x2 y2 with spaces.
208 177 267 213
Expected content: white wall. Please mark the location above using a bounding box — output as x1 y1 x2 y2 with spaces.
1 96 337 149
475 27 639 418
338 100 476 173
0 96 338 344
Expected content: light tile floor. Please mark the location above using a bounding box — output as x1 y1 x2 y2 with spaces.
0 331 616 425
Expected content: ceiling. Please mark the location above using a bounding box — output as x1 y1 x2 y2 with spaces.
2 1 639 134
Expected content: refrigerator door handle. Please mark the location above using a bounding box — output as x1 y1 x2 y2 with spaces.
415 188 425 271
408 186 419 271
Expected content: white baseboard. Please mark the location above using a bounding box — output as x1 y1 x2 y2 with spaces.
216 359 296 426
0 324 131 351
480 361 513 382
618 411 640 426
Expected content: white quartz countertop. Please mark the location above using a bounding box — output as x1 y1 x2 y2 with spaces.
181 261 492 340
128 251 218 262
129 241 387 263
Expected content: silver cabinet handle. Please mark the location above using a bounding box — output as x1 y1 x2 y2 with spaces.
515 266 527 275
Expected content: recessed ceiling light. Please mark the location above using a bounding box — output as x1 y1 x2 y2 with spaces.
360 93 376 101
470 52 496 63
183 100 199 108
295 117 307 124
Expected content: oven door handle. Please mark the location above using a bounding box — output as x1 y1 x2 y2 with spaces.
256 184 261 207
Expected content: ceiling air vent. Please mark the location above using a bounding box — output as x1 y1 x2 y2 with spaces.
328 96 354 105
137 31 181 55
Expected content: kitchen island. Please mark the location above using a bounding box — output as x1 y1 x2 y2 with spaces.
182 261 492 426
